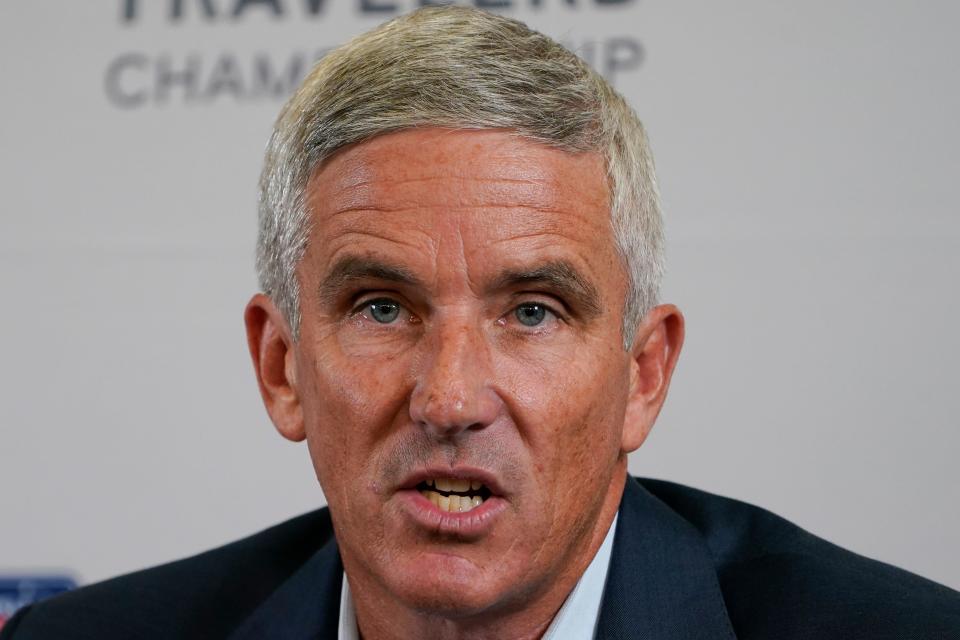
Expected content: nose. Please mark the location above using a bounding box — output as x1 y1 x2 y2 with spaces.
408 315 500 440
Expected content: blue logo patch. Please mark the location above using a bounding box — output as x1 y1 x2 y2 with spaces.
0 576 76 629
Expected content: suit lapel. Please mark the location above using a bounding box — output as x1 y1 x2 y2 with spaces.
229 536 342 640
595 477 736 640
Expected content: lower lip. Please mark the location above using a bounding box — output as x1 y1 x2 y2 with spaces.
395 489 508 538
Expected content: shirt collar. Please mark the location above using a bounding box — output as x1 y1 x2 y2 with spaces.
338 515 618 640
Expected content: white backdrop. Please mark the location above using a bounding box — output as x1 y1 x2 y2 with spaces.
2 1 958 591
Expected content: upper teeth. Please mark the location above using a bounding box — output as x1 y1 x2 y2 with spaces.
430 478 483 492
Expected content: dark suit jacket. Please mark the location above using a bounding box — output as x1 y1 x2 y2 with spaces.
3 477 959 639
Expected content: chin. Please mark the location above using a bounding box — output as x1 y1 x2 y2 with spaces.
382 551 521 617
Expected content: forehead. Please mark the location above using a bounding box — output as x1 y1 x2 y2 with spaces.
302 128 620 284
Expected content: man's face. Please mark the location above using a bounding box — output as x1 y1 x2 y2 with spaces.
287 128 641 616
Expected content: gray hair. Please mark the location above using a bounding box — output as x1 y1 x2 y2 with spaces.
257 5 663 347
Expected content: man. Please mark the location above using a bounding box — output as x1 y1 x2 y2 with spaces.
3 6 958 639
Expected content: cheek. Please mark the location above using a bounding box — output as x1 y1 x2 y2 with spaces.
499 350 628 559
501 343 629 476
297 335 413 491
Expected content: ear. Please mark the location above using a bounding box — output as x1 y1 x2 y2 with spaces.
244 293 305 442
621 304 685 453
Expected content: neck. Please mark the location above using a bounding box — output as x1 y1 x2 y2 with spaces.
347 465 628 640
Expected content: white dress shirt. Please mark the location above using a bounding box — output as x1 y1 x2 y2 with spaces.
338 514 618 639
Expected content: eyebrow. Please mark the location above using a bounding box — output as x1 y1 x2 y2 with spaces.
318 255 424 306
317 255 604 319
490 260 603 319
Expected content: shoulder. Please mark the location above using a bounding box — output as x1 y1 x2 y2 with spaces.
0 509 335 640
637 477 960 639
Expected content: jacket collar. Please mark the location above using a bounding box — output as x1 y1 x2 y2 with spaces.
229 534 342 640
230 476 735 639
595 476 736 639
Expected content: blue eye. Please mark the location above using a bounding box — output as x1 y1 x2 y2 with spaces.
367 299 401 323
515 303 547 327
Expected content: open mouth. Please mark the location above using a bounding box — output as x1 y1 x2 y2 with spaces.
417 478 493 513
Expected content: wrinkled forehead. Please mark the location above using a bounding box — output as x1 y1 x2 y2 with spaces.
298 128 626 300
304 128 611 226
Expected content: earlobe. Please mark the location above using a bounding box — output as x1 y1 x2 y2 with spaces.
244 294 306 442
621 304 685 453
